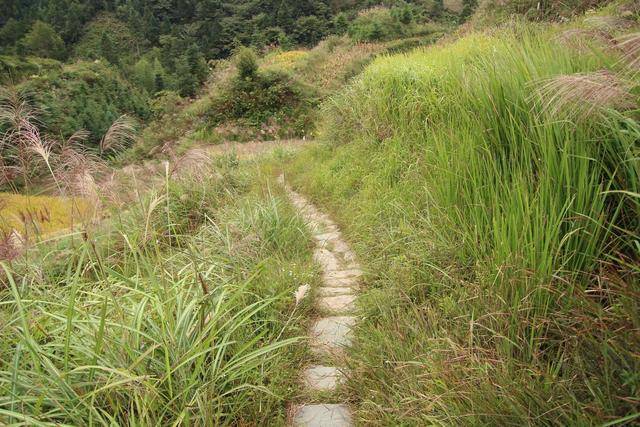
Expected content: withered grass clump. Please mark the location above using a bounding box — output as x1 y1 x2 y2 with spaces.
536 70 634 119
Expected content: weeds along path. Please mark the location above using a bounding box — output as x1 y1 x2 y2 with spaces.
279 174 361 427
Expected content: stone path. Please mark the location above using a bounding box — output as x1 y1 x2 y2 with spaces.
278 175 361 427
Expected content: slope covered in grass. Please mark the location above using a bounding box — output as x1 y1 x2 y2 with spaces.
284 23 639 425
0 154 316 424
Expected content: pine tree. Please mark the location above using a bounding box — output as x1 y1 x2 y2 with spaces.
22 21 66 59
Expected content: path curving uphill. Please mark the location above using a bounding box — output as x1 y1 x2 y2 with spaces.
279 175 362 427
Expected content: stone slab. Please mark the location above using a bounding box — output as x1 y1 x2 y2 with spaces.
292 404 352 427
313 248 342 272
323 269 362 280
302 365 344 391
310 316 356 355
323 276 359 288
318 295 356 313
317 287 356 297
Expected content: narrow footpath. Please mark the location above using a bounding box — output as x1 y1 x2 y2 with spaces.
279 175 362 427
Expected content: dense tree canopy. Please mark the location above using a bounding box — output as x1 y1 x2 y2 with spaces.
1 1 449 58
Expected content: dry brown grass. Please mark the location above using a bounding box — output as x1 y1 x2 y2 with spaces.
99 115 137 154
556 28 613 51
583 15 634 31
615 32 640 71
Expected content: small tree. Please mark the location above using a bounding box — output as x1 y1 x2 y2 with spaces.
186 44 208 82
175 54 198 96
235 47 258 80
133 58 155 93
155 73 165 91
333 13 349 35
99 32 118 64
22 21 66 59
292 16 326 46
153 58 166 91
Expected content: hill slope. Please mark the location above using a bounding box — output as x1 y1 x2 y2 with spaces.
284 18 640 425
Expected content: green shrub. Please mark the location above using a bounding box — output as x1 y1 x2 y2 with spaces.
205 66 318 139
235 47 259 80
0 55 62 84
73 14 144 64
292 15 328 46
348 6 408 42
21 21 66 60
149 90 184 118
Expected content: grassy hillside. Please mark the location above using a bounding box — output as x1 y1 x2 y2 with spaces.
284 21 640 425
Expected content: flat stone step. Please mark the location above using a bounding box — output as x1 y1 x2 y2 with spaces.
310 316 356 355
302 366 345 391
313 231 341 243
313 248 343 272
323 269 362 280
318 295 356 313
331 239 351 253
323 276 359 288
317 287 356 297
292 404 352 427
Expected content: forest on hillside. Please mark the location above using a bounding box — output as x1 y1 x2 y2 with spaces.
1 0 460 157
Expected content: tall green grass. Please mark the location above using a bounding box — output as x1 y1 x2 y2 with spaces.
0 158 315 425
286 24 639 424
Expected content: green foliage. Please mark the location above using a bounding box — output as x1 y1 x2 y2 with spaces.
149 90 183 117
132 57 156 93
0 163 313 424
0 55 62 84
292 15 328 46
0 19 28 54
333 12 350 34
3 0 458 64
348 7 409 41
21 21 66 60
157 38 208 97
236 47 259 80
474 0 613 24
285 25 640 424
132 56 168 94
18 61 150 145
73 14 144 65
205 65 318 139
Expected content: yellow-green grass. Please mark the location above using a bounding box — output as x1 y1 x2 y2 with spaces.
262 50 310 71
284 22 640 426
0 192 94 237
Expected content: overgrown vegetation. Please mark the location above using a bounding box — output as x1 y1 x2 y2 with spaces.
1 1 461 160
15 62 149 145
284 21 639 425
202 48 318 140
0 153 316 424
4 0 639 425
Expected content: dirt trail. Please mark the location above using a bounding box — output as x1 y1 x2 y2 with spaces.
279 174 361 427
